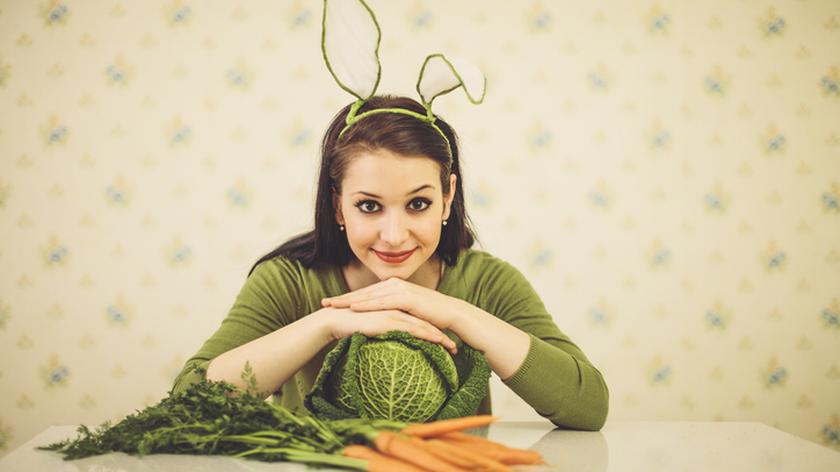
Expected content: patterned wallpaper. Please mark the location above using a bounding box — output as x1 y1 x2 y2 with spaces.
1 0 839 456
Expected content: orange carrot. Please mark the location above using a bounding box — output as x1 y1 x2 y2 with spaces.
443 432 527 451
440 432 511 453
440 433 544 465
407 436 477 470
440 439 545 466
342 444 431 472
401 415 500 438
425 438 513 472
493 448 545 466
441 431 503 444
373 431 469 472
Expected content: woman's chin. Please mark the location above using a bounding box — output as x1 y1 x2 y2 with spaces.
372 266 412 280
368 259 418 280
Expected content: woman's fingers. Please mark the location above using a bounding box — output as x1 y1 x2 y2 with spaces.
333 294 458 352
323 279 405 307
323 284 385 306
388 311 457 354
349 294 404 312
333 307 457 355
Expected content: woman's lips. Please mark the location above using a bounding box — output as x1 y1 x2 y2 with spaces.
374 248 416 263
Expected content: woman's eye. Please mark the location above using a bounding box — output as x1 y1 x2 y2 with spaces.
355 198 431 214
357 201 380 213
409 199 431 211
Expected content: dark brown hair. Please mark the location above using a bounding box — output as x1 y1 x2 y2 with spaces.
248 95 478 276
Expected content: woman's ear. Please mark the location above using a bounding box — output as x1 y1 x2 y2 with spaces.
443 173 457 220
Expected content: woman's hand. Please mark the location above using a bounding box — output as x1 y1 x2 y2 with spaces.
321 306 458 355
321 277 467 338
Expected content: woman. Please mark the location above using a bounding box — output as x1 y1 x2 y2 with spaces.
172 95 609 431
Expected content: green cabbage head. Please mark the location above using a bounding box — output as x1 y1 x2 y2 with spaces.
304 330 490 422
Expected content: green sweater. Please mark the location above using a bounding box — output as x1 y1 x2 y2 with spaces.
172 248 609 430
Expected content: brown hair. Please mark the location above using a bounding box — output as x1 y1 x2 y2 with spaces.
248 95 478 276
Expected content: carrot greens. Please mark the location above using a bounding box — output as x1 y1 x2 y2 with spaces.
37 364 402 469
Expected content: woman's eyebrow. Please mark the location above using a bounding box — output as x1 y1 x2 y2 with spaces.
353 184 435 198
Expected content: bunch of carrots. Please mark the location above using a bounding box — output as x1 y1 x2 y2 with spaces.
343 415 545 472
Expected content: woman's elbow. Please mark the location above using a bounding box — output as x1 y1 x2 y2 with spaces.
551 373 610 431
583 393 609 431
585 372 610 430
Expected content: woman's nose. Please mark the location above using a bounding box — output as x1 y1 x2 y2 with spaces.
380 211 409 245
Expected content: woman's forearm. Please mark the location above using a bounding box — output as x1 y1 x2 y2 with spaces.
451 300 531 381
205 308 334 397
451 300 609 430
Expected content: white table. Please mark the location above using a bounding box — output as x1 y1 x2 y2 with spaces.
2 421 839 471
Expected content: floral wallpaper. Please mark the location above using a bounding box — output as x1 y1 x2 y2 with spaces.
1 0 839 456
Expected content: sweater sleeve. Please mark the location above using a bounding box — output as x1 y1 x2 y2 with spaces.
482 259 609 431
170 257 303 395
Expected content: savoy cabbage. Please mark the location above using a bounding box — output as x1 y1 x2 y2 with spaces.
305 330 490 422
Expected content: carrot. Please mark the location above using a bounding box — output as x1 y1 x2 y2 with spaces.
441 431 504 444
342 444 431 472
440 433 544 465
492 448 545 466
440 432 511 453
401 415 500 438
443 431 528 451
373 431 469 472
440 438 545 466
406 436 477 470
425 438 513 472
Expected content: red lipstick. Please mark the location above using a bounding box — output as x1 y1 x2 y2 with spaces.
374 248 416 263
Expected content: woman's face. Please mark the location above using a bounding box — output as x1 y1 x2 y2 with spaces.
334 148 456 282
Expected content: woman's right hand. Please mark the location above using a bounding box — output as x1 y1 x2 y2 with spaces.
320 306 458 355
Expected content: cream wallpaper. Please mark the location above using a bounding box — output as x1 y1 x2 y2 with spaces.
1 0 839 457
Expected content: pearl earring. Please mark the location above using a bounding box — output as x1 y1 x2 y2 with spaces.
442 220 448 226
339 224 345 232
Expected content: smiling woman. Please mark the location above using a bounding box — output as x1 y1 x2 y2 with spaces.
171 95 610 431
171 0 607 431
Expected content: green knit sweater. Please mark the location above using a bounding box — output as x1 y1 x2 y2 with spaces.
172 248 609 430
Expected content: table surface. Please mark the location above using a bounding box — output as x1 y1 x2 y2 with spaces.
2 421 839 471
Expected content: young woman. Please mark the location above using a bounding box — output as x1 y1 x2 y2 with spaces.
172 95 609 431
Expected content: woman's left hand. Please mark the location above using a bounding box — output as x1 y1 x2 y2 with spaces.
321 278 466 334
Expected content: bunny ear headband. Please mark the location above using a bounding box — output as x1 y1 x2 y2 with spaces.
321 0 486 155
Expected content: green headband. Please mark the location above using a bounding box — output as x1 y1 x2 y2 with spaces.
321 0 487 154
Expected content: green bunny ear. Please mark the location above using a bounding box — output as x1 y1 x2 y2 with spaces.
322 0 382 100
416 53 486 108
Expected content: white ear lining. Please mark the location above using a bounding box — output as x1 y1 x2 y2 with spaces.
417 53 486 107
322 0 381 100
